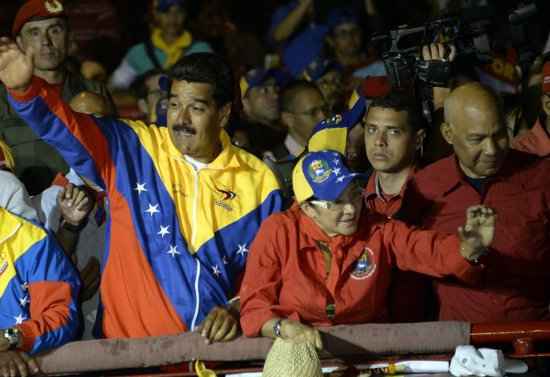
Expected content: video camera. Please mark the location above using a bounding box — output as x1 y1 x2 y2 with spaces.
372 2 538 90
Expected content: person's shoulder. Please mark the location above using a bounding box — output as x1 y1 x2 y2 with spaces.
0 169 24 187
126 42 147 57
234 145 279 176
412 155 457 193
504 149 550 185
0 207 46 244
259 204 300 232
186 41 213 54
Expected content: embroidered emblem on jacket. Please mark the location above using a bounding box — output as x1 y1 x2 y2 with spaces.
351 247 376 280
0 255 8 277
215 187 237 211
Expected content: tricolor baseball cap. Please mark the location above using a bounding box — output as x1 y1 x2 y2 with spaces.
293 150 367 203
12 0 66 37
543 61 550 94
308 96 366 154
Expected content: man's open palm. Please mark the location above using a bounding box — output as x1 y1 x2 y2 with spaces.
458 205 496 261
0 38 33 91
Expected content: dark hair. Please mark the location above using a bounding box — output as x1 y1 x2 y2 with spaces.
280 80 321 113
131 68 166 99
169 53 235 107
367 91 425 132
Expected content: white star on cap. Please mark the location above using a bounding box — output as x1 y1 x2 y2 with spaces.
145 203 160 216
167 245 180 258
222 256 229 265
333 167 341 176
14 313 26 325
19 296 29 307
158 225 170 238
212 265 221 278
336 175 347 183
236 244 248 256
21 282 28 291
134 182 147 195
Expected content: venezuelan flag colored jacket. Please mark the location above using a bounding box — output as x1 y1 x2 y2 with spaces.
0 208 80 354
8 77 283 338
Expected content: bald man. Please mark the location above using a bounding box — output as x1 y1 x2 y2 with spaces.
409 82 550 323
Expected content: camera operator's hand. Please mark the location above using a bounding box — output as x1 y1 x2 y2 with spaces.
422 43 456 62
422 43 457 110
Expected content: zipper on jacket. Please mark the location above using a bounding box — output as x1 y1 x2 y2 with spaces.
190 169 200 251
190 259 201 330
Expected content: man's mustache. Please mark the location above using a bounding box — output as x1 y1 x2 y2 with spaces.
172 124 196 134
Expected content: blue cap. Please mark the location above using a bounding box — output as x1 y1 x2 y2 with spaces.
302 56 341 82
326 8 359 32
157 0 186 12
293 150 367 203
240 67 289 98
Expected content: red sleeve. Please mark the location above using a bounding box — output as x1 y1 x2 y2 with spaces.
17 281 75 352
511 121 550 157
239 217 284 337
383 220 484 285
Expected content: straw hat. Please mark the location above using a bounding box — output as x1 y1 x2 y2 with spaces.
262 338 323 377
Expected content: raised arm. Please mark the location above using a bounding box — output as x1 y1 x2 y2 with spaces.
0 37 125 190
385 205 495 283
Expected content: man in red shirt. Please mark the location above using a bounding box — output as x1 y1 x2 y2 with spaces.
240 149 495 347
412 82 550 322
362 92 434 322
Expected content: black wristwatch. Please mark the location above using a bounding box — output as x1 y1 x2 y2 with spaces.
1 327 21 350
273 319 283 338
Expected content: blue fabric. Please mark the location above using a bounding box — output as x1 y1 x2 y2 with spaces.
301 151 368 201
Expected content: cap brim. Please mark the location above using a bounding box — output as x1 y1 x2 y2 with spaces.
316 172 368 202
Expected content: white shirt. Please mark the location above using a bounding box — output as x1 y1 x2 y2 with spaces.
0 170 38 222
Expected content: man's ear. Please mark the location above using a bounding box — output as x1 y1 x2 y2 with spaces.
241 96 251 115
440 122 454 145
137 98 149 116
218 103 232 129
15 35 23 50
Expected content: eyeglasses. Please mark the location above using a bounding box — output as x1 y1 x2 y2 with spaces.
308 185 364 210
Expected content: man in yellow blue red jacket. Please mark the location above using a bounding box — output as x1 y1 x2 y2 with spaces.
0 207 81 376
0 42 283 343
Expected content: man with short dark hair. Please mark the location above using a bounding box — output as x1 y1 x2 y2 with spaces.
0 45 283 342
361 92 432 322
235 67 286 157
0 0 114 194
264 80 329 197
412 82 550 322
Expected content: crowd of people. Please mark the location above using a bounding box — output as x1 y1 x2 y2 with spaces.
0 0 549 376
